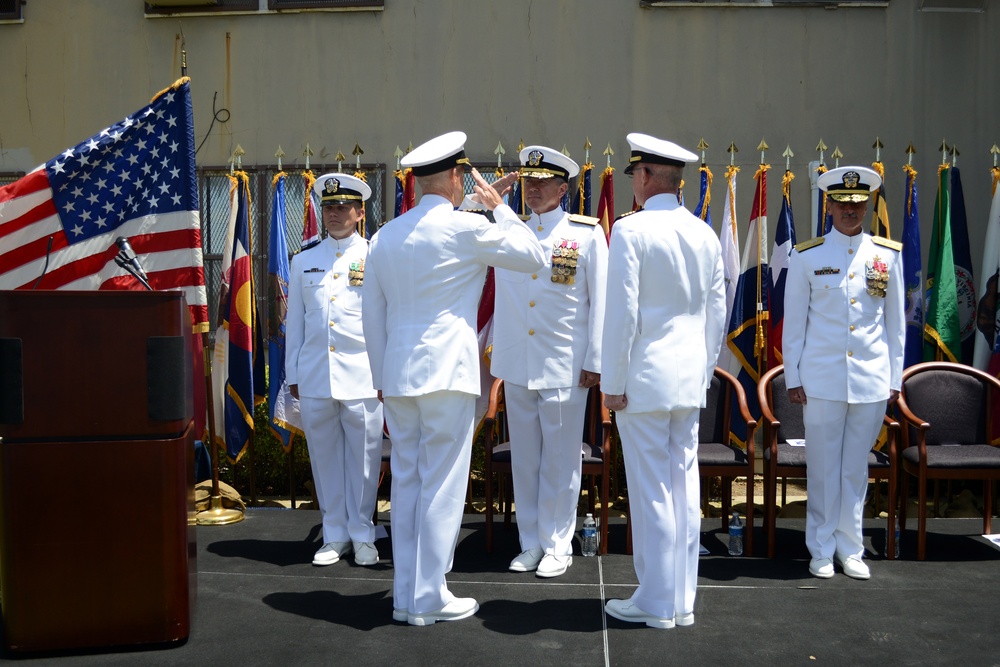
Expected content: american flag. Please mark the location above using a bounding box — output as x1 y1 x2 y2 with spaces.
0 77 208 331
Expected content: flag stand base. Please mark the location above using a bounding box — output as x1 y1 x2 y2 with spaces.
196 495 244 525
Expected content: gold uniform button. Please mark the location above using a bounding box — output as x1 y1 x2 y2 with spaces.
336 252 342 257
848 350 854 357
849 272 855 279
329 345 335 352
850 298 856 304
529 301 536 307
848 248 854 255
528 329 535 336
333 273 340 279
532 274 538 280
537 225 544 232
850 325 855 331
329 321 335 327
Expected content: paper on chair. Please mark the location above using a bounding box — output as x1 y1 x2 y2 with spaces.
786 438 806 447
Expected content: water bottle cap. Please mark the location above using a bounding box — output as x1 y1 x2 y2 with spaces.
586 513 593 518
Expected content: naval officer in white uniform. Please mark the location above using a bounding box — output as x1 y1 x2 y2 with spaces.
362 132 545 626
493 145 608 578
602 133 726 629
783 166 904 581
286 173 384 568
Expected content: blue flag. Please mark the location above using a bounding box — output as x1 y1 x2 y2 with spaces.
950 167 977 363
509 179 524 216
268 173 303 451
902 166 924 369
393 169 404 218
694 165 713 227
768 173 797 365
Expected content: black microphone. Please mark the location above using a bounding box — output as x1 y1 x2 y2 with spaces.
31 236 54 290
115 236 152 290
116 236 149 283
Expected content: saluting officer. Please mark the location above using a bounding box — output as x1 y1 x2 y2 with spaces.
362 132 545 626
286 173 384 568
783 166 905 581
494 145 608 578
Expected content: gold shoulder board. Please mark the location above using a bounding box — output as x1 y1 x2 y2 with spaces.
794 237 825 253
872 236 903 252
568 214 600 226
614 209 639 222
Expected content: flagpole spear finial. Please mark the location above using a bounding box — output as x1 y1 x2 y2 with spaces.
494 141 506 169
727 142 738 167
940 139 949 165
950 144 960 167
335 150 346 173
816 139 827 166
991 143 1000 168
233 144 245 171
303 143 313 171
178 26 187 77
603 143 614 169
394 145 404 170
873 136 884 163
275 145 285 171
583 137 592 164
831 146 843 168
783 145 794 172
406 141 413 154
352 144 364 171
228 152 236 175
906 142 916 166
697 138 709 166
561 144 571 158
517 139 525 153
757 138 769 165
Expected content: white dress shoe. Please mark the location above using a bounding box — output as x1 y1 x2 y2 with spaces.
392 608 408 622
536 554 572 578
836 554 871 580
605 599 674 629
312 541 352 566
674 612 695 627
509 548 544 572
809 557 835 579
407 597 479 626
354 542 379 566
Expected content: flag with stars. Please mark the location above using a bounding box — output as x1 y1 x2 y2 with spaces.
0 77 207 331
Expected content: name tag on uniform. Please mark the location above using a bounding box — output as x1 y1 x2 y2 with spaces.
814 267 840 275
305 268 324 273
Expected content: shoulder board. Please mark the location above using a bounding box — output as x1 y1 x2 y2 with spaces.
794 237 825 253
298 240 321 253
614 209 639 222
518 214 531 222
872 236 902 252
568 214 600 226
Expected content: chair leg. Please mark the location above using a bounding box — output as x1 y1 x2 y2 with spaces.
485 467 494 554
765 474 776 559
503 474 513 529
918 473 928 561
745 474 754 557
985 480 994 535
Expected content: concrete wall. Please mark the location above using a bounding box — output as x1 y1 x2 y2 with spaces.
1 0 998 257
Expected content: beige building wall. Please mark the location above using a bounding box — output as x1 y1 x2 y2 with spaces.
1 0 997 258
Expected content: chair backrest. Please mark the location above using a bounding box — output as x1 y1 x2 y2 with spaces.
763 368 805 442
582 384 606 447
698 372 728 445
902 368 988 446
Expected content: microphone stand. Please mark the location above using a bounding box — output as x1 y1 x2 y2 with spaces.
114 253 152 291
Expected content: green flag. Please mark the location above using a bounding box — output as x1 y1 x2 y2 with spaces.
924 165 960 362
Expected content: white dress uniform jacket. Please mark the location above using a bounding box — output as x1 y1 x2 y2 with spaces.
491 208 608 388
363 196 546 397
286 233 377 399
782 229 905 401
601 194 727 412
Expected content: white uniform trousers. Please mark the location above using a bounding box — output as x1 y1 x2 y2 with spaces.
384 391 475 615
504 382 588 557
803 397 886 561
617 408 700 619
300 396 384 545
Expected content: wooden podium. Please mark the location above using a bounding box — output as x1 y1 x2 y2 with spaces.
0 290 196 653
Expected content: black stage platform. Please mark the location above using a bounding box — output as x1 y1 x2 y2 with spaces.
5 510 1000 665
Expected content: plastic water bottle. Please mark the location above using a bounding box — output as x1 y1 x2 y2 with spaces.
728 512 744 556
894 517 900 559
581 514 598 557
